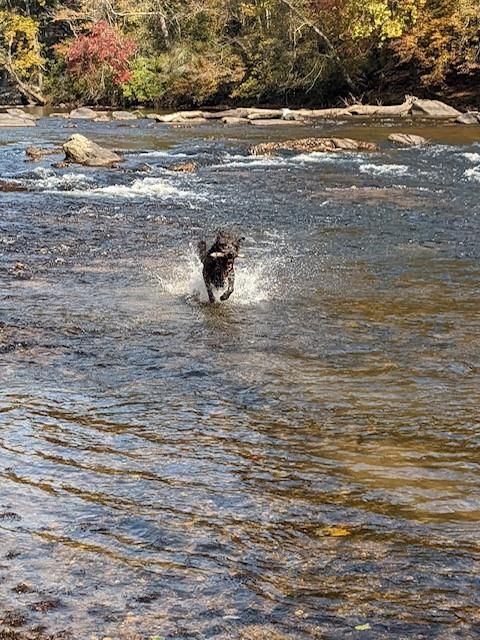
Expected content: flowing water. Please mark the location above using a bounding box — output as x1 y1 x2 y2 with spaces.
1 115 479 640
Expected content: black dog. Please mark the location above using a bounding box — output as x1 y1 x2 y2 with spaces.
198 232 244 303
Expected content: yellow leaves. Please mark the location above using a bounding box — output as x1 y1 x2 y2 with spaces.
348 0 425 42
240 2 258 18
0 11 44 78
393 1 480 86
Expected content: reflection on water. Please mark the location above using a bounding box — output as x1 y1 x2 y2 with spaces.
1 117 480 639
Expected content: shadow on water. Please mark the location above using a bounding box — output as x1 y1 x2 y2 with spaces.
0 117 480 639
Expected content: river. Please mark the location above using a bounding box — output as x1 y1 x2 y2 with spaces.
0 114 479 639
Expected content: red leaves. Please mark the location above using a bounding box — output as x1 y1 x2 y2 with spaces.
63 21 137 85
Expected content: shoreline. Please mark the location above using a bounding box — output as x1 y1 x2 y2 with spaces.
1 97 479 128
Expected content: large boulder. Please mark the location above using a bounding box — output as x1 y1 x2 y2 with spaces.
410 98 461 118
0 113 36 127
250 137 377 155
456 112 480 125
69 107 98 119
388 133 428 146
63 134 123 167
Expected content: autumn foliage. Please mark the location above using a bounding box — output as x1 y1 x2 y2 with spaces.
1 0 479 107
58 21 136 99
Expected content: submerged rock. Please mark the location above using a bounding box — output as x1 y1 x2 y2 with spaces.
388 133 428 146
167 161 198 172
250 137 377 156
9 262 33 280
410 98 461 118
63 134 123 167
0 180 27 192
26 145 63 161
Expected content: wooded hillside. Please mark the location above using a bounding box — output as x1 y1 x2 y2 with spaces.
1 0 479 107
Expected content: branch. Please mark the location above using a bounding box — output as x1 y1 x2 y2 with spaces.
278 0 357 92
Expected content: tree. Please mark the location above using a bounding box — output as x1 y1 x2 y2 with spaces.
56 20 137 102
392 0 480 88
0 10 46 103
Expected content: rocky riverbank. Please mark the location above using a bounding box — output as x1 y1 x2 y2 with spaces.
2 97 480 128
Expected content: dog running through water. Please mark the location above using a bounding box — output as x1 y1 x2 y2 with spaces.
197 232 245 303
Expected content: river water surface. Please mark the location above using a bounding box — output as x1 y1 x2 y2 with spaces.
0 115 479 639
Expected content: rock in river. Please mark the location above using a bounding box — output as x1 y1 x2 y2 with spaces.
456 112 480 125
6 108 37 121
63 134 123 167
250 137 377 156
167 161 198 173
410 98 461 119
0 113 36 127
26 145 63 161
388 133 428 146
112 110 138 120
68 107 99 119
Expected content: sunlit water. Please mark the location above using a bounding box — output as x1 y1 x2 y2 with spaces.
1 115 479 639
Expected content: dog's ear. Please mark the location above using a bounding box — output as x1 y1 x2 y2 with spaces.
197 240 207 262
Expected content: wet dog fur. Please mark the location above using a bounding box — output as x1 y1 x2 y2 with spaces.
198 232 244 303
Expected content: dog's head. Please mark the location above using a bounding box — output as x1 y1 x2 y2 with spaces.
209 232 244 263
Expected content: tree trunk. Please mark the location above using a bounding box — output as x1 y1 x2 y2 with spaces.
4 62 46 105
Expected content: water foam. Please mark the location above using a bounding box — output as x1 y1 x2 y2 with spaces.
462 153 480 163
291 151 363 165
58 176 198 200
14 167 94 191
154 246 280 305
359 163 410 176
132 150 189 159
464 166 480 183
213 153 287 169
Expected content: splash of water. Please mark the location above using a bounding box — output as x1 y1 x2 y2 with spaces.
464 166 480 182
154 245 281 305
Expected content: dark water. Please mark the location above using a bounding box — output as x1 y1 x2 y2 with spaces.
1 116 480 640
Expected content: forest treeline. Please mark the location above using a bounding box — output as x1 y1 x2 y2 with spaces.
0 0 479 107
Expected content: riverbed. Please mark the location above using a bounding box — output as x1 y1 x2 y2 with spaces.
1 115 479 639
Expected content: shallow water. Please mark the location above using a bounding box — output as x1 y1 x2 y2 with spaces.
1 116 480 639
